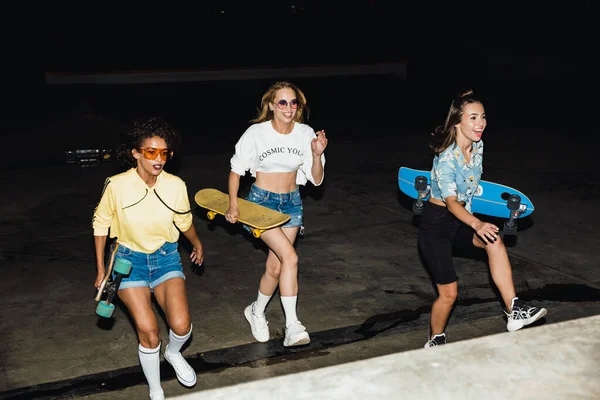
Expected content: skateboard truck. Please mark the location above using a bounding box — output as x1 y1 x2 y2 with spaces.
503 194 522 235
95 258 132 318
206 210 265 238
413 176 429 215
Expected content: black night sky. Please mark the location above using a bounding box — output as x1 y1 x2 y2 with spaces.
3 3 597 145
7 4 596 75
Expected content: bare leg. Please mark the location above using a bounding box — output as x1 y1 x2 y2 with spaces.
153 277 197 387
153 277 191 336
473 234 516 311
118 287 163 395
260 226 309 346
244 226 303 343
430 282 458 337
118 287 160 347
258 227 300 297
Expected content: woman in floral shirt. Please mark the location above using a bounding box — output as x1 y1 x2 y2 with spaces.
418 90 547 348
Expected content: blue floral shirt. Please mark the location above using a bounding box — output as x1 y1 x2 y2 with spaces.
430 140 484 213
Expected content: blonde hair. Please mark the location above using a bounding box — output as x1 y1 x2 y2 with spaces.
250 81 309 123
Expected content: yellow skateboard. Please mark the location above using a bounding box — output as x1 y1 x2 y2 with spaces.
194 188 291 238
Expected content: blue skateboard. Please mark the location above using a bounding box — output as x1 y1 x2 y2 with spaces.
398 167 534 235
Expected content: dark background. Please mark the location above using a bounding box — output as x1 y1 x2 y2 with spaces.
3 2 597 168
1 6 599 397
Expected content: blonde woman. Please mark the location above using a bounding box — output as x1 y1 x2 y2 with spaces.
225 81 328 347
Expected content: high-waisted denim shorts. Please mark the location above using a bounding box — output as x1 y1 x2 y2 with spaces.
243 184 303 233
111 241 185 291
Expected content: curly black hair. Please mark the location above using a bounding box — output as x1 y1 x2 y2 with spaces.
116 116 182 168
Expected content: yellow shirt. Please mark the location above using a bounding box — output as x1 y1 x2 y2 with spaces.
92 168 193 253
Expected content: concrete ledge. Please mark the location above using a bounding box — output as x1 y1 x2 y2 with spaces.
43 63 407 85
172 315 600 399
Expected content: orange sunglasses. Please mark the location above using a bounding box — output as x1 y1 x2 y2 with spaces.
137 147 173 161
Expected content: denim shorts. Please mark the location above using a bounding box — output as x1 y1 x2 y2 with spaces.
243 184 303 233
111 241 185 291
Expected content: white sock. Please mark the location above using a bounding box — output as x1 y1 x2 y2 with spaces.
280 295 299 327
166 324 192 355
138 343 162 394
254 290 272 315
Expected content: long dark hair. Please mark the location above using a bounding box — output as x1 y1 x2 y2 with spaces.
116 116 181 168
429 89 483 154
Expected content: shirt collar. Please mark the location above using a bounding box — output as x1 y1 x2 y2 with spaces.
128 167 164 189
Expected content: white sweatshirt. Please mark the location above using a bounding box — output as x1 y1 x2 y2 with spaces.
230 121 326 186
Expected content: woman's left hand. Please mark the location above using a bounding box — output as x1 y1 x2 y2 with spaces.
190 244 204 265
311 130 328 156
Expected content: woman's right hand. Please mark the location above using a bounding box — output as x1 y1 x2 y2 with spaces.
473 220 499 244
225 205 239 224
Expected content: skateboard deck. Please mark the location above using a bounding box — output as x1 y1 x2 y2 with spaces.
95 243 118 302
194 188 291 238
398 167 534 234
398 166 534 218
95 243 132 318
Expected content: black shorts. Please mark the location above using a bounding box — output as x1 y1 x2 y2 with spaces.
417 201 476 285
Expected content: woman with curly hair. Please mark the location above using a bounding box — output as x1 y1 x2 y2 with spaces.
225 81 328 347
92 117 204 399
418 90 547 348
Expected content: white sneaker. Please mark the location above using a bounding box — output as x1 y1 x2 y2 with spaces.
244 302 270 342
506 297 547 332
149 389 165 400
283 321 310 347
164 345 197 387
424 333 446 348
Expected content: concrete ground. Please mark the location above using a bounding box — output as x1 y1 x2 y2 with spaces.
171 315 600 400
0 75 599 399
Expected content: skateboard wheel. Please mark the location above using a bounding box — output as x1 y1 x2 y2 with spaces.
96 300 115 318
113 258 132 275
415 176 428 191
252 229 262 238
413 202 423 215
507 194 521 211
503 220 517 235
207 211 216 220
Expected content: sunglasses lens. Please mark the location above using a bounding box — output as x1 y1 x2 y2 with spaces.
276 99 299 109
140 148 170 161
143 149 158 159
